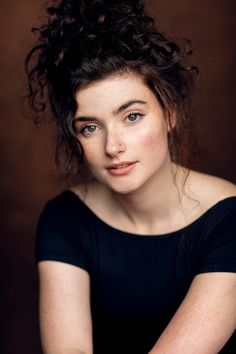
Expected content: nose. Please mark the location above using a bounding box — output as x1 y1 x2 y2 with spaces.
105 130 126 157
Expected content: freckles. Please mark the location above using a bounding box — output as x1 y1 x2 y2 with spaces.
80 138 99 157
142 132 156 147
84 150 97 165
81 144 96 164
140 131 166 149
142 118 169 150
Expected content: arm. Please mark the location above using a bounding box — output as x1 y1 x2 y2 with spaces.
148 272 236 354
38 261 93 354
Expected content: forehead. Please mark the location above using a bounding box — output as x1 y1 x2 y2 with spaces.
75 72 155 110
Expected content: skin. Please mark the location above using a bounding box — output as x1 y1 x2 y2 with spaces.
39 71 236 354
74 72 172 196
74 72 192 234
73 71 236 234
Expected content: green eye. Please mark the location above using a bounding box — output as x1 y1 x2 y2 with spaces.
128 113 138 121
126 113 144 123
86 126 97 132
80 125 98 136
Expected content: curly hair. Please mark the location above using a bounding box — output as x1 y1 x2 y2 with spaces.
25 0 198 183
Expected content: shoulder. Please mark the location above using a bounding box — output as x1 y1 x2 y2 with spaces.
41 189 85 212
187 170 236 210
38 189 94 232
70 181 115 220
36 190 93 271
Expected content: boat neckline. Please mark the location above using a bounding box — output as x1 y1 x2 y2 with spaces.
64 190 236 239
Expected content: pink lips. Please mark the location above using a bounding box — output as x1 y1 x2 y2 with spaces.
106 161 137 176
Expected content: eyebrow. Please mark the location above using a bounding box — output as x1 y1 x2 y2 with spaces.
113 99 147 115
75 99 147 122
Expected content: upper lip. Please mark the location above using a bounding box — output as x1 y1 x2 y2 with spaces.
106 161 137 169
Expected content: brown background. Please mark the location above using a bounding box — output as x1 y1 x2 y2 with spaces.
1 1 235 353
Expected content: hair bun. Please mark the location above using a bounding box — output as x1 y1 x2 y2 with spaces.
26 0 197 180
39 0 153 66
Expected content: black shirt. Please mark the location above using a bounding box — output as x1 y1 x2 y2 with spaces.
35 191 236 353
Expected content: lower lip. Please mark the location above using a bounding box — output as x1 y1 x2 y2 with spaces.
107 162 137 176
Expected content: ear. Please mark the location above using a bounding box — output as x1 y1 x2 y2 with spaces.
167 110 177 132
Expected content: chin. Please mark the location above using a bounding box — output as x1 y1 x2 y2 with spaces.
106 178 145 195
93 167 160 195
111 186 137 195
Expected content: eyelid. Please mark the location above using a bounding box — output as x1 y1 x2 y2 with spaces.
125 111 144 117
78 123 100 136
125 111 144 122
77 111 144 136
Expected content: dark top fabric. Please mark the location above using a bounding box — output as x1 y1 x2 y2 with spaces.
35 191 236 354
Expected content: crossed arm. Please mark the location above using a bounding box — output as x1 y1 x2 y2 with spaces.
38 261 236 354
148 272 236 354
38 261 93 354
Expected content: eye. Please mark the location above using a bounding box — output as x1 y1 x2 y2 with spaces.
79 125 99 136
125 112 144 124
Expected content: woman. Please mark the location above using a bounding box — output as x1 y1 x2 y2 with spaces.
26 0 236 353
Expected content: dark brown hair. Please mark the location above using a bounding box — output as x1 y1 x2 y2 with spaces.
25 0 198 183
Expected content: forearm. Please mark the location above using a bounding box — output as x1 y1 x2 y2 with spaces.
44 349 90 354
147 273 236 354
61 351 87 354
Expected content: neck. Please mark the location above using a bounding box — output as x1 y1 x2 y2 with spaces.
104 162 191 234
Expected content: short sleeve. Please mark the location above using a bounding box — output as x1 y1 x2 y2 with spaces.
196 212 236 274
35 199 91 272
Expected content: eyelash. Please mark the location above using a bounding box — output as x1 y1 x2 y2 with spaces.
126 112 144 124
78 112 144 137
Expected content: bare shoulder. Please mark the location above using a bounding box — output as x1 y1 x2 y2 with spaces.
70 181 113 215
70 180 107 203
187 170 236 209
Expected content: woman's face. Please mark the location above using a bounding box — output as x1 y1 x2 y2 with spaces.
74 72 173 194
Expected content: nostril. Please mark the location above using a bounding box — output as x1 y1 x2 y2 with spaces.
105 136 126 156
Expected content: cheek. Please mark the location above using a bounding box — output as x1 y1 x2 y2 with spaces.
137 124 168 151
142 132 160 149
81 141 100 166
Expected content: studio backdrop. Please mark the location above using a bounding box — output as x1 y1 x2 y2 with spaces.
1 1 235 353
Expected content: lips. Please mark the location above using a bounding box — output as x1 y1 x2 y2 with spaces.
106 161 137 176
106 161 136 170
